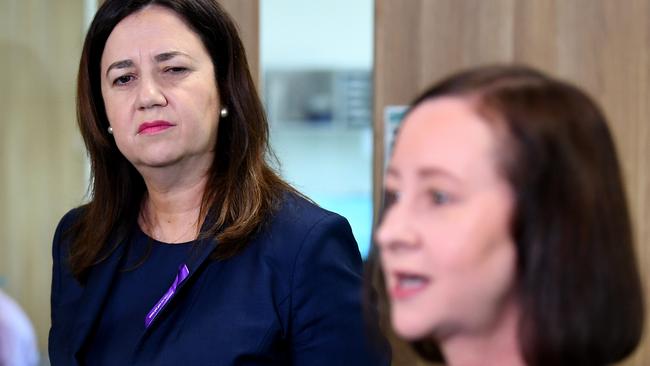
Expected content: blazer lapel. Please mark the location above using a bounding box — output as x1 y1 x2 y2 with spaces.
134 236 219 343
69 242 127 363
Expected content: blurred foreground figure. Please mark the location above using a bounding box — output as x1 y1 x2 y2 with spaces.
0 289 39 366
372 65 644 366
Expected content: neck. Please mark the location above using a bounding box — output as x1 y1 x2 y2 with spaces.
440 300 526 366
137 157 212 243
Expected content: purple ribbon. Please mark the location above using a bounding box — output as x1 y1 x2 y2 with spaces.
145 263 190 328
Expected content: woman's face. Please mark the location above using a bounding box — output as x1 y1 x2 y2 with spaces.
100 5 220 170
376 97 518 341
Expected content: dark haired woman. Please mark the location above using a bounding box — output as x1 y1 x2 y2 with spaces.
48 1 389 365
373 65 643 365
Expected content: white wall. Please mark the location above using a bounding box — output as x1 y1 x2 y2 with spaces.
261 0 373 69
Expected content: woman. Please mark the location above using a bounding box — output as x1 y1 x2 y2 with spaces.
49 0 389 365
372 65 644 365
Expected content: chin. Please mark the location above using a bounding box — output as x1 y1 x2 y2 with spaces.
139 153 183 168
391 310 434 341
146 160 177 168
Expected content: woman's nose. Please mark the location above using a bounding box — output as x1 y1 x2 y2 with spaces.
375 204 419 253
136 76 167 110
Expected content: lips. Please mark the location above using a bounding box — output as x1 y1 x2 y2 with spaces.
389 271 431 300
137 120 175 134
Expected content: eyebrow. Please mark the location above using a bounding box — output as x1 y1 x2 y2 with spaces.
385 166 460 182
105 51 192 77
385 166 400 178
154 51 189 62
105 59 134 76
417 167 458 180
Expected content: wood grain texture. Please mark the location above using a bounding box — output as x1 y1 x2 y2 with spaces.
373 1 650 365
0 0 87 354
373 0 421 224
218 0 260 85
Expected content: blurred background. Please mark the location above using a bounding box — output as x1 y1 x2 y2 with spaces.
1 0 648 365
261 0 375 258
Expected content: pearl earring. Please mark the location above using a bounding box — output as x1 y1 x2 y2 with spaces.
220 107 229 118
108 126 113 134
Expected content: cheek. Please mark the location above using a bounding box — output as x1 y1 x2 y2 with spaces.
468 242 518 327
420 226 467 271
194 73 219 111
204 91 220 124
102 91 128 128
104 105 119 127
179 86 219 129
111 132 136 162
435 197 515 276
424 219 517 301
444 229 517 287
446 236 518 321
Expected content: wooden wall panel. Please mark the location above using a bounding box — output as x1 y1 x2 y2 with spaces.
372 0 421 215
374 1 650 365
218 0 260 85
0 0 87 356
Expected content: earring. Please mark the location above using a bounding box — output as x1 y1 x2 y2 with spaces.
220 107 229 118
108 126 113 134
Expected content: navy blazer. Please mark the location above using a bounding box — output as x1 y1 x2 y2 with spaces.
49 194 389 365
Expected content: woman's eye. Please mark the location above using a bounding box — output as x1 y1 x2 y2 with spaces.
113 75 134 86
429 190 452 205
165 66 188 74
383 190 400 210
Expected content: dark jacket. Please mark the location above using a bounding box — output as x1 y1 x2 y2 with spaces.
49 194 389 365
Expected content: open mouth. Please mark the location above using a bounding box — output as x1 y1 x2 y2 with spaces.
390 272 430 300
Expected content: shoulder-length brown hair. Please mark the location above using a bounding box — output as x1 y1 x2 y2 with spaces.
70 0 295 280
369 65 644 365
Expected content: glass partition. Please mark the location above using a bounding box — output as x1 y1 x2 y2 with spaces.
261 0 374 257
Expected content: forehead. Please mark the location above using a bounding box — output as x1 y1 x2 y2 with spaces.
101 5 206 66
390 97 502 179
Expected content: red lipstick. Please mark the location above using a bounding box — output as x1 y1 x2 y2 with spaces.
138 120 174 135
